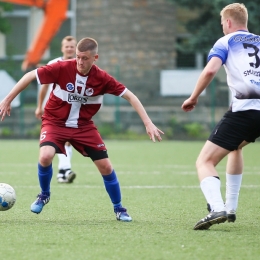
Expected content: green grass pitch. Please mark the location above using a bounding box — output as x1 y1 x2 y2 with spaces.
0 139 260 260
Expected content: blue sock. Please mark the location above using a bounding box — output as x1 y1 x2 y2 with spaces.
102 170 122 208
38 163 53 196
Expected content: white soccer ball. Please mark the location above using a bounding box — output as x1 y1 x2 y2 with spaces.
0 183 16 211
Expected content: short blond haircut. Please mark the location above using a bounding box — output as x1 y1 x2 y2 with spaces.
77 37 98 54
61 36 77 46
220 3 248 26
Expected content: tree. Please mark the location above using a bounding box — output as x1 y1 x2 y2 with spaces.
0 2 13 34
170 0 260 53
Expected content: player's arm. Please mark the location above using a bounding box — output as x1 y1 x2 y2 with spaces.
122 90 164 142
0 70 36 121
182 57 222 112
35 84 49 119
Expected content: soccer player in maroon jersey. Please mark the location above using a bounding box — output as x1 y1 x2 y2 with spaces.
0 37 164 221
35 36 78 184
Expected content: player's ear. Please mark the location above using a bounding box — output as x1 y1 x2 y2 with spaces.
94 54 99 61
227 18 232 28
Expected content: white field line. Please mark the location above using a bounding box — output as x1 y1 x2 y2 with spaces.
1 165 260 177
1 171 260 175
1 163 260 171
11 184 260 189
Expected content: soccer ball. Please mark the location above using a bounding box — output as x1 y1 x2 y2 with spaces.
0 183 16 211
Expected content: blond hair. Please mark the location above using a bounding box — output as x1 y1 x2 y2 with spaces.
77 37 98 54
220 3 248 26
61 36 77 46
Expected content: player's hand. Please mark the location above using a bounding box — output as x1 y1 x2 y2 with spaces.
181 98 197 112
0 99 11 121
145 122 164 142
35 107 43 120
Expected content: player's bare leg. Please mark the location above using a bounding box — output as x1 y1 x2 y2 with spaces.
194 141 228 230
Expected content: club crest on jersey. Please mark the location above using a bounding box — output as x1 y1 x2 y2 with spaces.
85 88 94 96
66 83 74 91
77 86 82 94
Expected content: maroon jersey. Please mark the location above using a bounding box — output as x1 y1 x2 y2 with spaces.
36 60 127 128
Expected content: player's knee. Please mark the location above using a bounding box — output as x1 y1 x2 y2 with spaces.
39 145 56 166
195 157 204 170
96 161 113 175
39 154 53 166
101 165 113 175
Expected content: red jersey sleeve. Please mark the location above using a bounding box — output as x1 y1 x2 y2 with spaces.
104 74 127 96
92 67 126 96
37 62 61 85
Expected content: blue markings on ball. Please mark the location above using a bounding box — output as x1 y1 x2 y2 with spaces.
1 201 8 207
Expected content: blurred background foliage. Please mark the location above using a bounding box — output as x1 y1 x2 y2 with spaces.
0 2 12 33
170 0 260 53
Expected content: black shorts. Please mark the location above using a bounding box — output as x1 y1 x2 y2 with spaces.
208 110 260 151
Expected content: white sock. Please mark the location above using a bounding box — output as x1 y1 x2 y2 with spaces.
58 145 72 170
225 173 242 212
66 145 73 158
200 176 225 212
